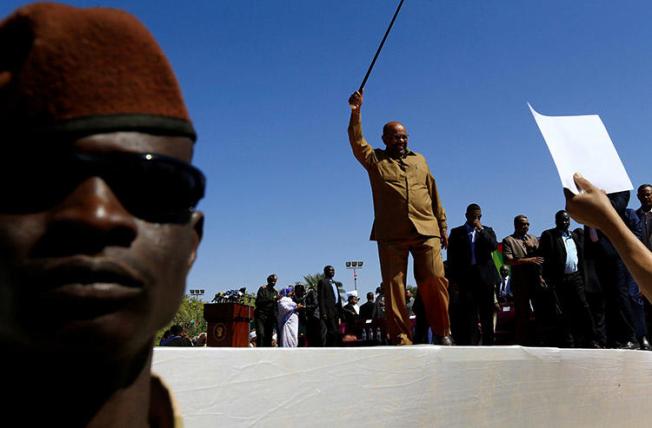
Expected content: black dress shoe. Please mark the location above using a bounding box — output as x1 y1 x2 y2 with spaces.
639 337 651 351
439 335 454 346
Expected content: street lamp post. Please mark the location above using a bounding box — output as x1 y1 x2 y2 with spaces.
189 289 205 300
345 260 364 291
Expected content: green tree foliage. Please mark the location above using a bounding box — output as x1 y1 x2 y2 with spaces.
155 291 258 345
303 273 324 289
155 295 206 344
242 292 256 307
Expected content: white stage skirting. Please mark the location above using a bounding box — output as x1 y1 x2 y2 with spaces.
153 346 652 427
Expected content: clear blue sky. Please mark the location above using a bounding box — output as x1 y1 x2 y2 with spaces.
3 1 652 299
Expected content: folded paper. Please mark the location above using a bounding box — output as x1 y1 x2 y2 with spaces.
529 104 632 194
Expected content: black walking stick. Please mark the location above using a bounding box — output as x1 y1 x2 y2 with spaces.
357 0 406 92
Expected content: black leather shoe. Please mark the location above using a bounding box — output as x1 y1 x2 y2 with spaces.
639 337 651 351
439 335 454 346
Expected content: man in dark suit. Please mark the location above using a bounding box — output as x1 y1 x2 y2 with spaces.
318 265 343 346
447 204 500 345
585 193 639 349
359 292 377 320
342 295 360 336
634 184 652 348
539 210 597 347
255 274 279 347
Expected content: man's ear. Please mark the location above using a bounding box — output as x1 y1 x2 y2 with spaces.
187 211 204 268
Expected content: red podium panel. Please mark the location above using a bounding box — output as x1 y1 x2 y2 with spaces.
204 303 252 347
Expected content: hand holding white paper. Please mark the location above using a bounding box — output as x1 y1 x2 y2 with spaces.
528 104 633 194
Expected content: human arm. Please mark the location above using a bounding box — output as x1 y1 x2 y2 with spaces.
537 230 554 280
445 228 459 282
477 226 498 253
317 281 327 320
279 297 297 312
305 291 318 314
347 90 376 168
502 237 543 266
504 256 544 266
427 172 448 248
565 173 652 300
255 286 264 308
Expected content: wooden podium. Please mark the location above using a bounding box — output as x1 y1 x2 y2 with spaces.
204 303 252 347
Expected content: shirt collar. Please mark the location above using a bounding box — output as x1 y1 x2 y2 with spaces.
384 149 416 158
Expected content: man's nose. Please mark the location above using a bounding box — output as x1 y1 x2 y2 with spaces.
47 177 137 248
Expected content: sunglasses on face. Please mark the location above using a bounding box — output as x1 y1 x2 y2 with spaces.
0 150 205 224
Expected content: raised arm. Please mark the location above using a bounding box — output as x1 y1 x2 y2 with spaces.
347 90 375 168
565 173 652 300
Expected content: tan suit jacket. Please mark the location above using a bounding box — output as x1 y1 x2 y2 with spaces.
348 121 447 241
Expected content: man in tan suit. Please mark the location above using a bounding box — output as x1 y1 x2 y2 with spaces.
347 90 452 346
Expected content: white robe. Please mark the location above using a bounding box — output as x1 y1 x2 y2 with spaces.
277 296 298 348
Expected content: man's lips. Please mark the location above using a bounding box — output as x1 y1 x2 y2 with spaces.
25 257 145 319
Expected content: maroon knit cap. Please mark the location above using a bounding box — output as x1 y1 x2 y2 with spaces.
0 2 196 141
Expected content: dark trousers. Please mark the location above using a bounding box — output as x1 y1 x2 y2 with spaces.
413 293 430 344
554 272 595 347
599 258 637 346
512 278 537 346
306 317 323 347
455 267 495 346
645 297 652 342
321 317 340 347
626 271 647 340
255 315 276 347
586 290 607 346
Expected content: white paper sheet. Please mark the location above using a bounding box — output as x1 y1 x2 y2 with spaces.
528 104 632 194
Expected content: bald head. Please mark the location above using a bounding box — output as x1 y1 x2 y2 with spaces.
381 121 408 158
383 121 405 135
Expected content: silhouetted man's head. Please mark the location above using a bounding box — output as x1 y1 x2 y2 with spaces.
513 215 529 237
500 266 509 278
324 265 335 279
465 203 482 224
637 184 652 211
267 274 278 286
555 210 571 232
0 3 204 364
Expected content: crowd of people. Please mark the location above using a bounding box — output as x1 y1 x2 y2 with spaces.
251 183 652 350
4 2 652 426
159 325 207 347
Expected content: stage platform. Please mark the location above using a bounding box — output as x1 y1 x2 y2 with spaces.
153 346 652 427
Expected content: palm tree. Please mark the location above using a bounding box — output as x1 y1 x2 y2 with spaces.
303 273 324 289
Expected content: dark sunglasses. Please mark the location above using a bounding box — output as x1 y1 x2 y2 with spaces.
0 151 205 224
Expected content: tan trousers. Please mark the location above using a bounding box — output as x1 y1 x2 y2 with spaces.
378 235 450 343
